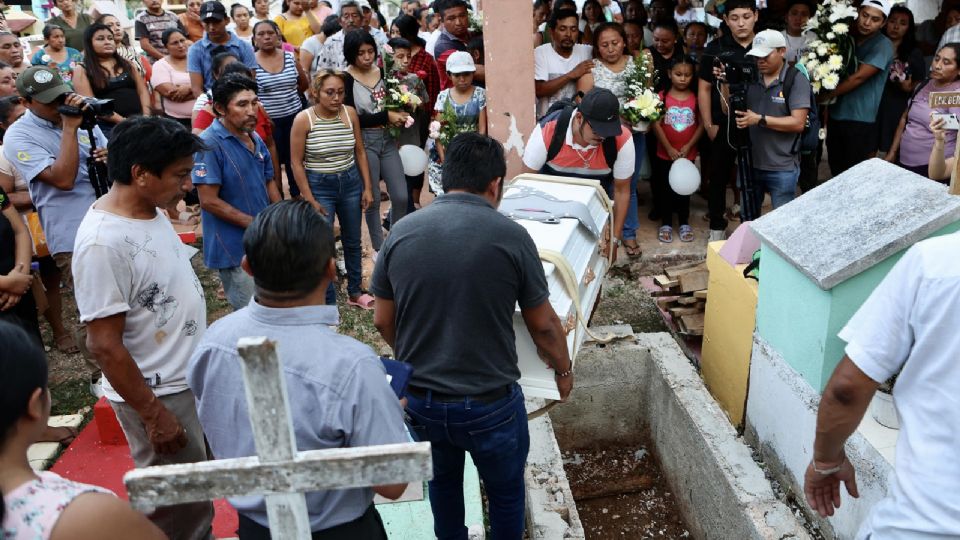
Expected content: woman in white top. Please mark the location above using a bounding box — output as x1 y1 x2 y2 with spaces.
228 3 254 44
0 322 165 540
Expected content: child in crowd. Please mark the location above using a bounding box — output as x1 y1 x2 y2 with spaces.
386 37 430 212
428 51 486 193
467 34 484 68
651 55 702 243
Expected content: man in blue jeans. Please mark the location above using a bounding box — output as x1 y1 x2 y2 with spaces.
371 133 573 539
731 30 810 213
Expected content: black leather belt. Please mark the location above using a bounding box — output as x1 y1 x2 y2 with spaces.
406 384 512 404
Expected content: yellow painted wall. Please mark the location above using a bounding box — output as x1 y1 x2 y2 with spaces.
701 241 758 428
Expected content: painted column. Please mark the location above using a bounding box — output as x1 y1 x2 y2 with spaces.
481 0 535 179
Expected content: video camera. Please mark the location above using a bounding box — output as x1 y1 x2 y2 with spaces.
57 97 114 129
56 96 114 198
722 60 760 87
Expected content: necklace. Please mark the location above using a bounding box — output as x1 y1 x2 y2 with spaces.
573 145 598 167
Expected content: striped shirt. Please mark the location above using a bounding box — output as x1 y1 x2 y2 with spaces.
304 106 356 173
255 51 302 119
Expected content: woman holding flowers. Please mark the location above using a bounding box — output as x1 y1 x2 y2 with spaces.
290 69 374 308
886 43 960 177
30 25 81 86
342 29 410 256
254 20 309 197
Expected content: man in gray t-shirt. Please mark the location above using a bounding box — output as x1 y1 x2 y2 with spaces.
733 30 811 212
371 133 572 539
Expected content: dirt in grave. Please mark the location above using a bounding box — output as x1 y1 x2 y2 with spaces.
562 443 690 539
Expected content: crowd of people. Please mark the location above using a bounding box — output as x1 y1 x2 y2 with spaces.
0 0 959 538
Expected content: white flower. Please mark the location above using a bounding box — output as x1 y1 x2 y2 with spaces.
817 45 829 56
806 59 820 72
826 31 836 39
827 54 844 70
808 39 822 48
812 80 822 93
831 22 849 34
807 52 818 60
823 73 840 89
814 64 832 80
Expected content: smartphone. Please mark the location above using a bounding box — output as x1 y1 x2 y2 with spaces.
933 112 960 130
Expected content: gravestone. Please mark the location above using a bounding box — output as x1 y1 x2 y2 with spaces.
742 159 960 537
124 337 432 540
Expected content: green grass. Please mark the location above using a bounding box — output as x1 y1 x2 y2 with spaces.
50 378 98 416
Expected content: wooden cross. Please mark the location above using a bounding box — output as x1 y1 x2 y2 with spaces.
124 336 432 540
928 91 960 195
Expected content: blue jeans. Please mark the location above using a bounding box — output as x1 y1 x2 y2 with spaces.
218 266 255 310
307 166 363 303
623 132 646 241
405 384 529 540
753 167 800 212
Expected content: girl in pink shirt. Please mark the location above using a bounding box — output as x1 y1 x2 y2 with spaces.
652 55 703 243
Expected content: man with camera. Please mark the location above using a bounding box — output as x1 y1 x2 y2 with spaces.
731 30 810 214
2 66 107 308
698 0 757 240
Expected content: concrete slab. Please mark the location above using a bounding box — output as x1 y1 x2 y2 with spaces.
750 159 960 290
28 414 83 471
525 399 585 539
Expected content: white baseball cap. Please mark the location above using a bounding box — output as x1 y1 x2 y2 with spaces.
446 51 476 74
747 30 788 58
861 0 891 17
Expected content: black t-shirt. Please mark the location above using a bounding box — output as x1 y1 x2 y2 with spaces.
699 33 753 121
370 192 551 395
0 186 13 276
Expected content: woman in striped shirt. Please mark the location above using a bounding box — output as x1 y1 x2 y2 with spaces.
291 70 375 309
254 20 308 197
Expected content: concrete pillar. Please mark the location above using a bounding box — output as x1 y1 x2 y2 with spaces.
482 0 536 179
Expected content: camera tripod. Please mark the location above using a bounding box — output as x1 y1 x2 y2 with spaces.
726 85 760 223
85 125 111 198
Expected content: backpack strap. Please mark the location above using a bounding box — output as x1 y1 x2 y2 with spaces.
905 78 932 118
780 65 804 155
546 106 575 164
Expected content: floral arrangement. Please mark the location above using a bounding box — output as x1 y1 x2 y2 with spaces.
801 0 858 94
468 10 483 34
619 52 661 128
621 88 664 127
429 99 477 146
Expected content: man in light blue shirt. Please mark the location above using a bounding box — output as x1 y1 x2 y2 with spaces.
3 66 108 287
187 200 409 539
187 1 257 97
192 74 279 309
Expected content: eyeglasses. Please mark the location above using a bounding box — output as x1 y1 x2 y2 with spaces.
321 89 345 97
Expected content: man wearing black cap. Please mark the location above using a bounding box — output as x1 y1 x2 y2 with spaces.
522 87 636 260
187 0 257 98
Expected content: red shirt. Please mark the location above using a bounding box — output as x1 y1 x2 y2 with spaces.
407 48 441 111
656 90 699 161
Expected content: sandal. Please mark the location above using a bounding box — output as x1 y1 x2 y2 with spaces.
658 225 673 243
41 425 78 445
679 225 694 243
623 239 642 259
347 293 376 311
55 333 80 354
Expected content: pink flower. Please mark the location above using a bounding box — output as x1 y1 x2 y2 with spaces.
383 44 394 55
400 84 409 93
429 120 441 132
405 116 416 128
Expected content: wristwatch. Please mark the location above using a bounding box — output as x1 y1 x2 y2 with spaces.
759 114 768 128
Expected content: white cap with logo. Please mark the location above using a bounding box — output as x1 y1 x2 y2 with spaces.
446 51 477 74
747 30 788 58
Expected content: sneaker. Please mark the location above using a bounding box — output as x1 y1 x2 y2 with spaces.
708 229 726 242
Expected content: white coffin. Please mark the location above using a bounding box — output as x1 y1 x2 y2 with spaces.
503 174 611 400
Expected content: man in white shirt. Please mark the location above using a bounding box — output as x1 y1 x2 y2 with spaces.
534 8 593 118
75 117 212 540
804 232 960 539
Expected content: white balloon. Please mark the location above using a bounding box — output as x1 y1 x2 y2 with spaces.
399 145 429 176
668 158 701 196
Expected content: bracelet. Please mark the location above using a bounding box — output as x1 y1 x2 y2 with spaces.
813 457 845 475
555 368 573 378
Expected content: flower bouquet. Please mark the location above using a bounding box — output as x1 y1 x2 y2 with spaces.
801 0 858 96
429 99 477 146
622 52 660 132
468 10 483 34
381 74 423 138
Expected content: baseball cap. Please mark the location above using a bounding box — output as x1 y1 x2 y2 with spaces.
861 0 891 17
16 66 72 104
747 30 788 57
200 1 227 21
578 88 621 138
356 0 371 10
446 50 476 73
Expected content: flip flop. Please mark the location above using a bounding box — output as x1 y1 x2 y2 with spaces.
56 333 80 355
41 425 78 445
347 293 376 310
623 239 642 259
